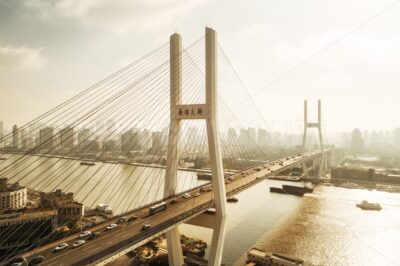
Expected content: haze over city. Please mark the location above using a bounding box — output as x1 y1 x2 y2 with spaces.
1 0 400 132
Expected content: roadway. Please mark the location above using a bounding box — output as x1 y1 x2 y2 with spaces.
17 151 323 266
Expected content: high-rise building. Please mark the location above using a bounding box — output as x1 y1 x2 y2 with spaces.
227 128 237 143
351 128 364 154
20 128 27 149
121 129 140 154
139 129 152 150
239 128 256 149
151 131 165 154
257 128 269 147
60 127 74 149
78 128 90 147
12 125 19 148
39 127 54 150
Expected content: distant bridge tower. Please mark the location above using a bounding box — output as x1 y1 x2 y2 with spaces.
164 27 227 266
302 99 326 176
302 99 323 150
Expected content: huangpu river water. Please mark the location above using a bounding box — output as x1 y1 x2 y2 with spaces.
180 182 400 266
0 154 207 214
2 154 400 265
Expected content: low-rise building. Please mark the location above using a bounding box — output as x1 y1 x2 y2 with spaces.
0 178 27 212
40 189 84 225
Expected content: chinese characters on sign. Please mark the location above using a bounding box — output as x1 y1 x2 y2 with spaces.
176 104 207 119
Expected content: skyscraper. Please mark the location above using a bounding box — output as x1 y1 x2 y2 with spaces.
257 128 269 147
351 128 364 154
12 125 19 148
60 127 74 149
39 127 54 150
78 128 90 147
121 129 140 154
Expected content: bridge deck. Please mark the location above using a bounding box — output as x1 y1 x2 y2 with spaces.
19 151 322 266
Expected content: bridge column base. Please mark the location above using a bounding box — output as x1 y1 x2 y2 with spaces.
208 214 227 266
166 226 184 266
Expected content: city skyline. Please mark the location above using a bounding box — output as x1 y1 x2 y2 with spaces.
1 1 400 132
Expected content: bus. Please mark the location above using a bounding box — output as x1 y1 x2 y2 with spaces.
149 201 167 216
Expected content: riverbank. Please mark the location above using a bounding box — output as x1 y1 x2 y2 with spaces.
234 185 400 266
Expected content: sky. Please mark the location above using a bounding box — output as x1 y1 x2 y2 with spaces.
1 0 400 134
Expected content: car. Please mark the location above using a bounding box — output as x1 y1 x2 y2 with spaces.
206 187 212 192
170 199 178 205
5 256 27 266
72 240 85 248
141 224 151 231
79 231 91 238
193 192 200 197
106 223 117 230
200 187 207 192
127 215 138 222
54 242 69 251
29 255 45 265
88 232 101 240
182 193 191 199
117 217 127 224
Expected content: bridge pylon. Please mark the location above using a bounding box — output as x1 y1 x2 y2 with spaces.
302 99 326 177
164 27 227 266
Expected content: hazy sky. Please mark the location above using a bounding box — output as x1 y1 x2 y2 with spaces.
1 0 400 134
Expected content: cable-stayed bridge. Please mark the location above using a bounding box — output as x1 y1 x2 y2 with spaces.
0 28 336 266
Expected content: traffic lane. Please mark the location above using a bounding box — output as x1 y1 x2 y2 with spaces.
39 192 214 265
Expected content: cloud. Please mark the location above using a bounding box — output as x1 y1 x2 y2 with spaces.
24 0 209 34
0 45 47 70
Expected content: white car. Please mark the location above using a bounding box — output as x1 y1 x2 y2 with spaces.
182 193 191 199
79 231 91 238
193 192 200 197
54 242 68 251
106 223 117 231
72 240 85 248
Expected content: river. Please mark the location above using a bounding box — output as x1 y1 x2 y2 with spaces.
180 181 400 266
0 154 207 214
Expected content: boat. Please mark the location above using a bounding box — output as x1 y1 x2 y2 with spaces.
282 185 312 196
197 173 212 180
227 197 238 203
270 187 287 194
356 200 382 211
80 161 95 166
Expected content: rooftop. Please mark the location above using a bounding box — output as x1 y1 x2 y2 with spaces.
0 178 25 193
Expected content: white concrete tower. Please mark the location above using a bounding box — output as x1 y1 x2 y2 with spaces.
163 27 227 266
164 32 184 266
